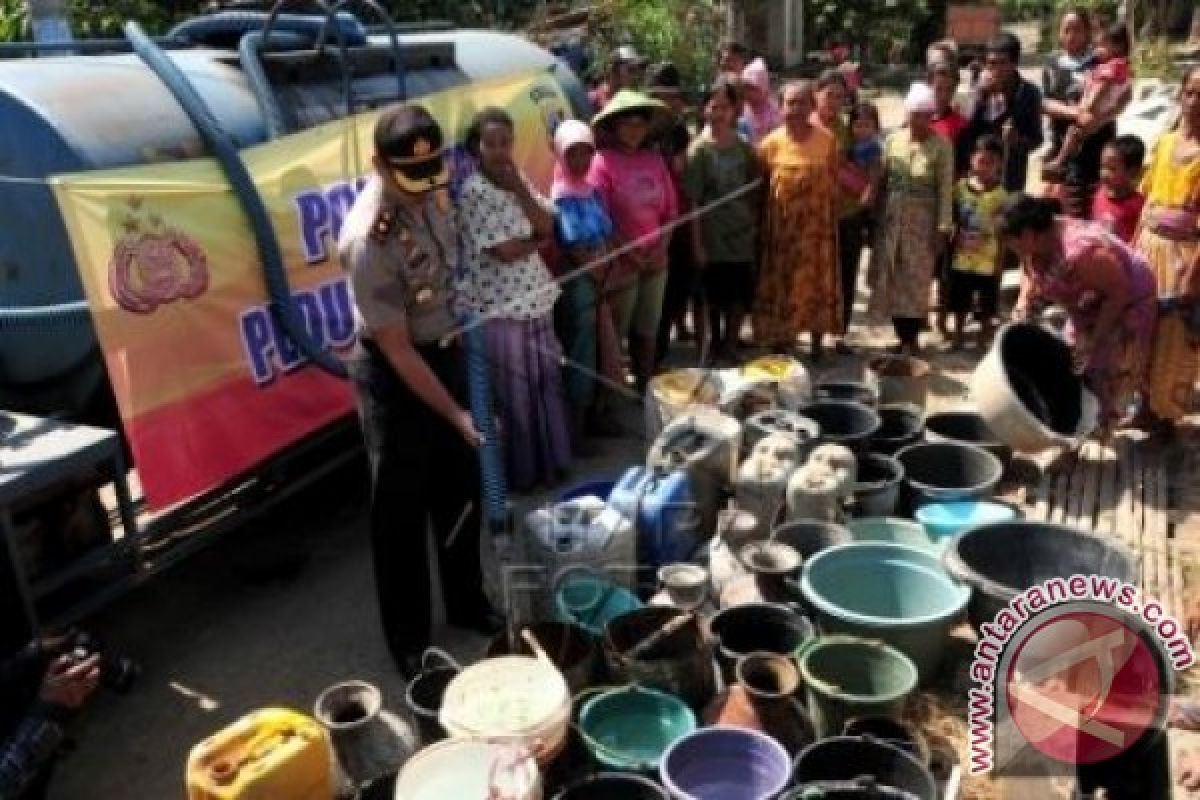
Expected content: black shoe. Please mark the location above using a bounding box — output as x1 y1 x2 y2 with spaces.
449 609 505 637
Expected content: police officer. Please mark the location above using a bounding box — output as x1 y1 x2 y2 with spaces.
339 104 500 677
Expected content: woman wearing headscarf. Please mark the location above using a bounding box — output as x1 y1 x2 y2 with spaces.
740 57 782 146
867 82 955 355
550 119 616 445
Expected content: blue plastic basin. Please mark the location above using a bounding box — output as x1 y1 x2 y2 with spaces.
915 501 1018 546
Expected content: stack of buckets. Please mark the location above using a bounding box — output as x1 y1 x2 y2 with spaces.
194 342 1141 799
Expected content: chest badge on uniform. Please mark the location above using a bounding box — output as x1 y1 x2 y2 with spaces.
415 286 435 305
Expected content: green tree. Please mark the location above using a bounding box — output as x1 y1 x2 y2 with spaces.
588 0 726 90
807 0 932 63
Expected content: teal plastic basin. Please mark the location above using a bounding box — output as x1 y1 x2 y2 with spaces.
799 542 970 683
578 686 697 772
915 501 1018 545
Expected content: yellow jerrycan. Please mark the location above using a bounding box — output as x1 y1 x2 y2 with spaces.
186 708 335 800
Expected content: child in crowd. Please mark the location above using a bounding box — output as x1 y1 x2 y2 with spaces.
930 62 969 335
930 64 968 168
837 102 883 337
589 90 679 393
687 78 761 364
842 102 883 206
1042 22 1134 179
550 120 616 446
1092 134 1146 244
949 134 1008 351
459 108 571 492
740 58 782 146
718 40 750 80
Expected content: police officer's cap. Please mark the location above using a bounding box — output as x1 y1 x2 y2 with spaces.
374 104 449 193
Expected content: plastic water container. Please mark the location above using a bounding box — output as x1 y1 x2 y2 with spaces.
608 466 702 570
736 435 799 534
186 709 334 800
524 497 638 605
646 407 742 532
644 368 727 440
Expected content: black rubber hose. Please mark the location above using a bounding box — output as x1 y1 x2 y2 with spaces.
168 10 366 48
316 0 407 102
0 300 92 328
126 21 346 379
237 30 310 139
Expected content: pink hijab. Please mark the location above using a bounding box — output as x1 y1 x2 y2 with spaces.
551 119 596 200
740 58 782 144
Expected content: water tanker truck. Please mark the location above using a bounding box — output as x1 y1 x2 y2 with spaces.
0 1 588 629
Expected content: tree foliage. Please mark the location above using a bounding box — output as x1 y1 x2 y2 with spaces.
588 0 725 90
806 0 935 63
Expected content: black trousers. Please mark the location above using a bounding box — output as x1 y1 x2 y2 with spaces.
656 229 700 365
349 340 490 665
838 211 870 332
893 317 923 345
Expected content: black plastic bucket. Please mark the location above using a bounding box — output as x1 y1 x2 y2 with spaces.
943 520 1138 629
852 454 904 517
604 606 716 710
815 380 879 408
870 404 925 456
843 716 929 765
553 773 668 800
403 649 461 746
771 519 854 561
925 410 1012 471
792 736 938 800
803 401 882 453
895 442 1003 514
998 322 1083 434
708 602 814 683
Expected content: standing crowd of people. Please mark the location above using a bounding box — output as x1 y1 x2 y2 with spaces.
334 8 1200 678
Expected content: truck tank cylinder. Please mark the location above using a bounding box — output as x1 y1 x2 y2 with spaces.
0 27 586 415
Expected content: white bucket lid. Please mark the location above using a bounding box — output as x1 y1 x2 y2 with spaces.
439 656 569 738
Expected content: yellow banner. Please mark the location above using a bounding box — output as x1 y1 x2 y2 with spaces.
50 70 571 508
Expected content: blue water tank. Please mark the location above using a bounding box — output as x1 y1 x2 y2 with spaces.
0 25 587 412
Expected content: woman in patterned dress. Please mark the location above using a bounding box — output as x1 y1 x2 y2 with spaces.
1137 65 1200 430
1003 194 1157 430
753 80 841 359
460 108 571 491
867 82 956 355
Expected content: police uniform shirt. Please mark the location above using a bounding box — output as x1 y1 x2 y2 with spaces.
338 176 459 348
